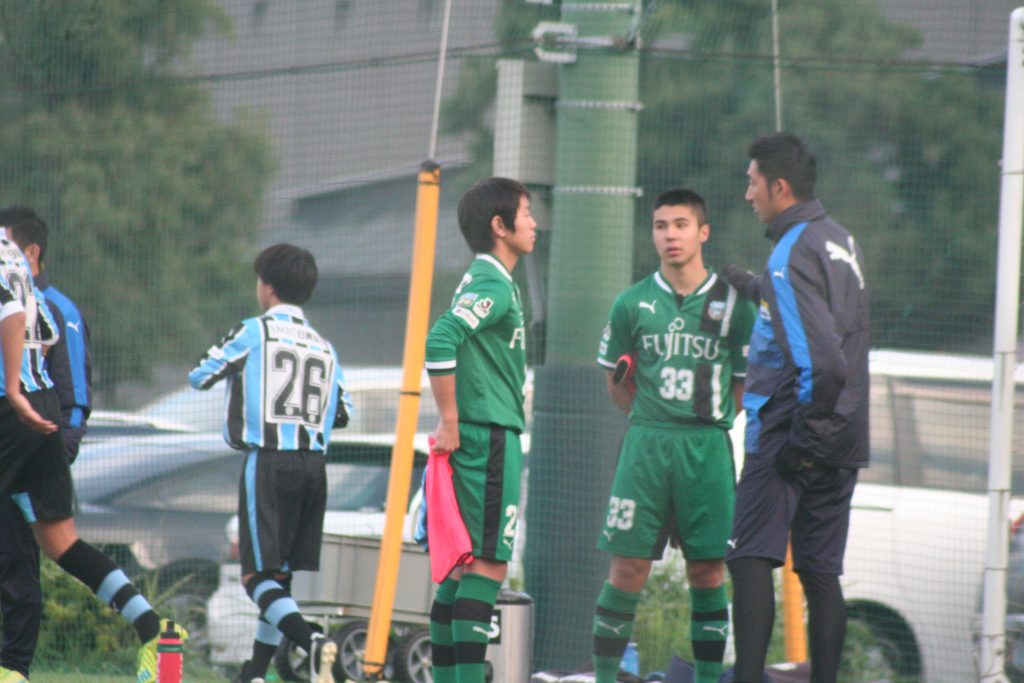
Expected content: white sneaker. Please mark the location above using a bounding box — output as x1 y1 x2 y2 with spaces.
309 632 337 683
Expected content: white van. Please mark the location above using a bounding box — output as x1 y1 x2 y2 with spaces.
832 349 1024 683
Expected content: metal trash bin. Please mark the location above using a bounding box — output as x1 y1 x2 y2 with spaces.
487 588 534 683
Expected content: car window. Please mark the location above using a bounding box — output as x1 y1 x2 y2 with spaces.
344 387 438 433
326 461 425 512
862 376 897 485
865 375 1024 493
106 456 240 513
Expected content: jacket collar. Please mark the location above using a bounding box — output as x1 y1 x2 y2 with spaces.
266 303 305 319
765 199 827 242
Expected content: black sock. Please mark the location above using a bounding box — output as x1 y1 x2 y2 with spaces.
57 539 159 642
241 631 280 681
799 571 846 683
727 557 776 683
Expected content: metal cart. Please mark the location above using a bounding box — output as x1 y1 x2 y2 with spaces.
274 533 436 683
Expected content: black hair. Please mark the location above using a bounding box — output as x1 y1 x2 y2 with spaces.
0 205 48 263
653 188 708 225
253 243 318 305
748 132 817 201
457 177 530 253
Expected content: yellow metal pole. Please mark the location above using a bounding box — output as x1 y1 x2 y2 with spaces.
363 161 441 678
781 539 808 662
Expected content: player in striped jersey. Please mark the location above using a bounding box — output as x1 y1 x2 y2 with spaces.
190 243 351 683
591 189 756 683
0 228 184 683
424 177 535 683
0 206 93 681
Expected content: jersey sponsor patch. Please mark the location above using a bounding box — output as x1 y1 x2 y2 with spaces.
472 297 494 318
452 306 480 329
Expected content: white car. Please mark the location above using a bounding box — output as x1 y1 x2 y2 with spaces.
827 350 1024 682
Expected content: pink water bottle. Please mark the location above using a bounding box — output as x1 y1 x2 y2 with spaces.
157 620 184 683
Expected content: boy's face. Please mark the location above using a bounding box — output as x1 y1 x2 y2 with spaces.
256 276 274 311
497 194 537 257
652 203 708 269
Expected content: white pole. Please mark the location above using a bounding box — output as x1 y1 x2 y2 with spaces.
771 0 783 132
427 0 454 160
980 8 1024 683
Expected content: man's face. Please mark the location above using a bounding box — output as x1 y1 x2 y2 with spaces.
652 203 708 269
745 159 781 224
499 194 537 257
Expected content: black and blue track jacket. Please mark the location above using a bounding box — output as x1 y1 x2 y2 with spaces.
737 199 870 468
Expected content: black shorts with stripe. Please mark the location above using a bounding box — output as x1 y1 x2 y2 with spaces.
238 448 327 575
0 389 73 522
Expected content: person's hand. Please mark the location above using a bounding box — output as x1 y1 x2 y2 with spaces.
431 418 460 454
612 353 637 396
721 263 757 298
6 391 58 434
775 442 817 474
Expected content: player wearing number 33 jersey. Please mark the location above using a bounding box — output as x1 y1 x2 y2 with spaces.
590 190 756 683
598 268 753 430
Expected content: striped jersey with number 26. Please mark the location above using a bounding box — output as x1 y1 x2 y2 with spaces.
189 304 352 453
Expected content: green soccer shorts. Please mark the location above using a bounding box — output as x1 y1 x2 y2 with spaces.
597 423 735 561
450 422 523 562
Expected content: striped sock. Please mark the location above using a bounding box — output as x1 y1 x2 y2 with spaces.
690 585 729 683
592 581 641 683
245 574 313 652
451 573 501 683
429 578 460 683
56 539 160 642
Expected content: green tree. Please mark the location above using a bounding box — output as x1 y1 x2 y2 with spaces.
452 0 1004 353
0 1 274 394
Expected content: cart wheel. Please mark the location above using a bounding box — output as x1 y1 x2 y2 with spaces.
273 623 324 681
334 620 372 682
394 627 433 683
333 620 396 681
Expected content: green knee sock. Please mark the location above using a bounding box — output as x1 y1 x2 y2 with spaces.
690 585 729 683
451 573 501 683
429 578 460 683
593 581 641 683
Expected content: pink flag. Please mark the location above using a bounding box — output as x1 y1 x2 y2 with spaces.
426 437 473 583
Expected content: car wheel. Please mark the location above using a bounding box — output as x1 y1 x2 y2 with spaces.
274 623 324 682
393 626 432 683
844 605 922 682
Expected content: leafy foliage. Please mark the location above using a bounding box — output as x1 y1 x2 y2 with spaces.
35 557 136 672
450 0 1005 353
0 1 273 391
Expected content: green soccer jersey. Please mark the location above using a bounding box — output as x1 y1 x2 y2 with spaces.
597 268 756 429
426 254 527 432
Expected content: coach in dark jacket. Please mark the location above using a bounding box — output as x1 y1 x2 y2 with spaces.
722 133 870 683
